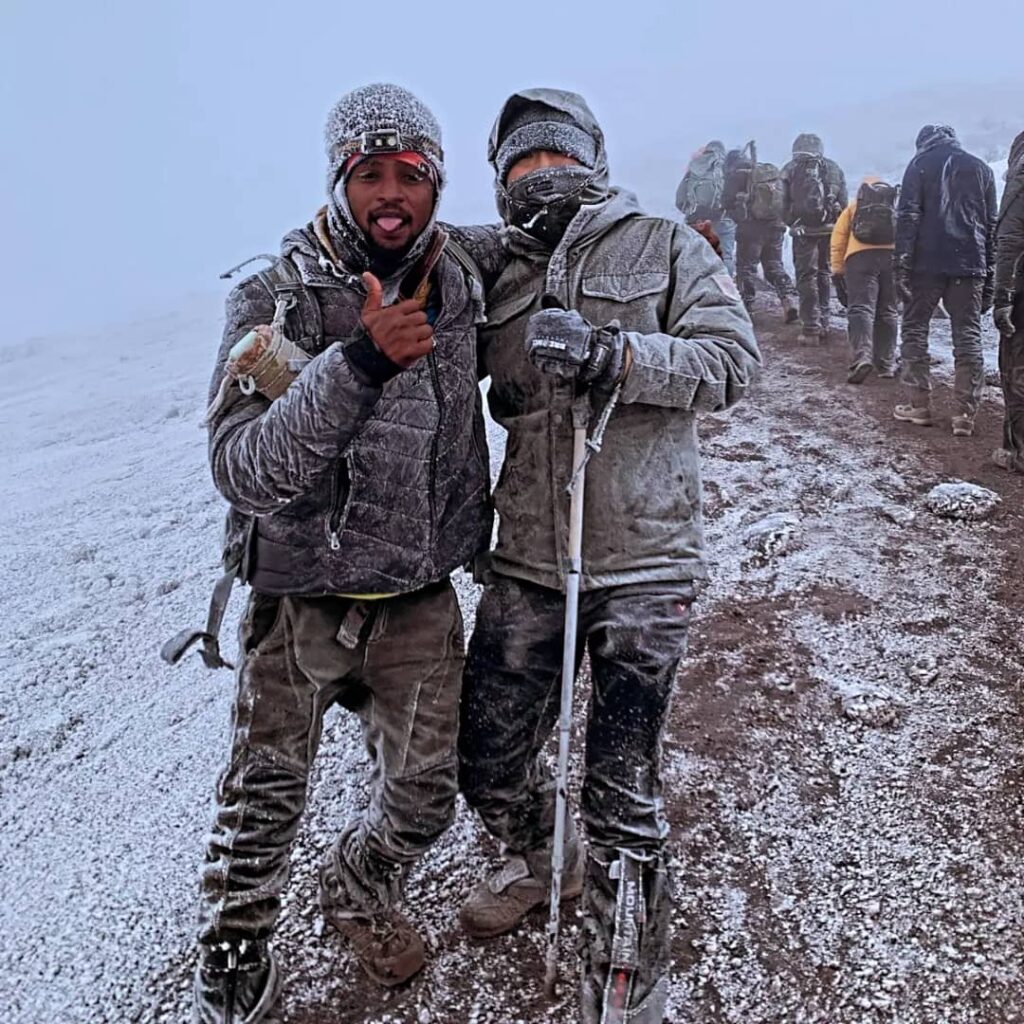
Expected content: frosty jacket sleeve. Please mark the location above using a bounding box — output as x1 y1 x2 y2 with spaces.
831 204 853 274
617 225 762 413
894 159 922 269
984 166 998 289
207 275 383 516
995 173 1024 295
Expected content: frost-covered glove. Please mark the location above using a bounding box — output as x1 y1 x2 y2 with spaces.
525 305 626 390
994 290 1016 337
832 274 848 308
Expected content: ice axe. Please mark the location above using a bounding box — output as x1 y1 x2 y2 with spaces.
541 294 622 999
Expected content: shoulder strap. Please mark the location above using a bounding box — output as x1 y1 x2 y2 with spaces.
444 236 487 323
255 258 325 350
444 236 485 294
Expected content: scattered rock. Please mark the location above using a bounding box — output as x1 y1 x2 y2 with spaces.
924 482 1001 521
906 654 940 685
742 512 801 559
841 688 902 728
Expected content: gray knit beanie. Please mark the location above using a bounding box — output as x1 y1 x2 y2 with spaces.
494 102 598 183
324 83 446 193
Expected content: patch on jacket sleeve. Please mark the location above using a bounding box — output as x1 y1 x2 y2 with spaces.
711 271 742 303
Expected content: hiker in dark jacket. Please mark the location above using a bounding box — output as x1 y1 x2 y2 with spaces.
192 83 503 1023
457 88 761 1023
892 124 997 436
782 133 848 341
676 139 737 274
992 130 1024 472
723 146 799 322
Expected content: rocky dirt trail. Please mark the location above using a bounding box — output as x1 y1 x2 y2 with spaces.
1 303 1022 1023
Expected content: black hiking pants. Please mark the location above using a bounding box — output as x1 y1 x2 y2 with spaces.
736 221 796 307
845 248 899 371
1000 292 1024 462
900 274 985 415
793 233 833 331
459 573 694 1023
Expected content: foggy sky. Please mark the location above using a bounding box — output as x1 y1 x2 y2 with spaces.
2 0 1022 342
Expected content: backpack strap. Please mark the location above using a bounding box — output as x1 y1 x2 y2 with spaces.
161 255 326 673
444 236 487 323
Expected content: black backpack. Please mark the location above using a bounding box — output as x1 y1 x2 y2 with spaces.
748 163 786 222
852 181 898 245
789 155 830 227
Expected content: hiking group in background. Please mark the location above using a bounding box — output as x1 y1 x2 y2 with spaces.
676 123 1024 471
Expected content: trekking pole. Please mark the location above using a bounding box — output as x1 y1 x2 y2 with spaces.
544 395 590 1000
543 381 621 998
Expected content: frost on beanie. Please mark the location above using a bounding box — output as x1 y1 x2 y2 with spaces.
494 102 598 183
324 83 446 193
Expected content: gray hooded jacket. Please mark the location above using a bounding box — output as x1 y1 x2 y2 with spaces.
207 219 504 596
480 90 762 591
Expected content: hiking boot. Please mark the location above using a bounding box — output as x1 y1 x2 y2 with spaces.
893 403 933 427
324 909 425 987
951 413 975 437
782 297 799 324
459 842 585 940
992 448 1022 472
847 361 873 384
876 363 898 379
193 939 282 1024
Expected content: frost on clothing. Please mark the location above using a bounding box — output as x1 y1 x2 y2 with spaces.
894 125 998 279
206 220 497 597
480 189 761 591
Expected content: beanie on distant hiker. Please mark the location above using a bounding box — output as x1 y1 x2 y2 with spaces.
324 83 446 193
494 102 598 183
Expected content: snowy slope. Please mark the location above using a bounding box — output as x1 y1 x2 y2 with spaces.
2 287 1022 1023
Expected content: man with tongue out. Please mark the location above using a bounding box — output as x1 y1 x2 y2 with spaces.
192 83 503 1023
457 89 760 1022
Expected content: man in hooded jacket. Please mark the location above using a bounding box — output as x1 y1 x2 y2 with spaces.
993 130 1024 472
456 88 761 1023
782 133 848 341
192 83 504 1023
893 124 997 436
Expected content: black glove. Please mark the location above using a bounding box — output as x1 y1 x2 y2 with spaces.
525 306 626 390
994 289 1016 337
981 279 995 315
832 274 848 309
894 268 913 306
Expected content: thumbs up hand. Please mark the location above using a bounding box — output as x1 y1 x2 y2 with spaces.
359 272 434 369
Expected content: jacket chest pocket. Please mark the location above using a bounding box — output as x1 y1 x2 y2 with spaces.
579 272 669 331
480 292 537 377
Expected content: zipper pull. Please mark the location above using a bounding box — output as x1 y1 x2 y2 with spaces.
329 531 341 551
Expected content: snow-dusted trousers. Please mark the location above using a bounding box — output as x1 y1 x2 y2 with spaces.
845 249 899 372
900 274 985 415
458 574 693 1021
793 234 833 331
197 581 464 944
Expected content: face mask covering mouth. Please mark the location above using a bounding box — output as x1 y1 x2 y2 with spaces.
503 165 603 246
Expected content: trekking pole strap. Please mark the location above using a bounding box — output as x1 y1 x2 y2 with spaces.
159 563 239 671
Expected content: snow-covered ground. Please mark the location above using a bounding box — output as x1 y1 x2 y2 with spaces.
1 293 1022 1024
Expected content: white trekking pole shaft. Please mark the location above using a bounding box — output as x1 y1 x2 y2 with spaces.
544 409 589 999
